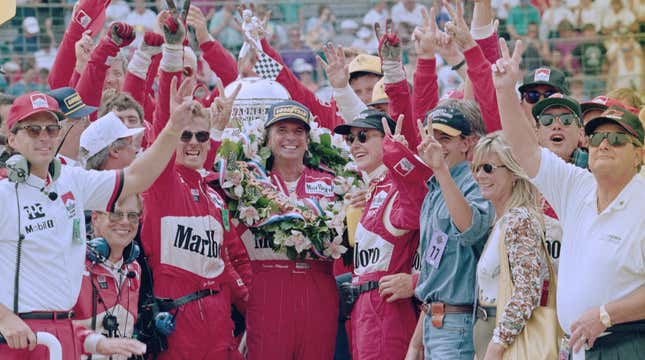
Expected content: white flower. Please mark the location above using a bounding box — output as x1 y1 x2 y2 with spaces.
242 139 259 160
332 133 350 152
285 230 311 253
333 176 354 196
238 206 260 226
309 121 324 143
222 170 244 198
325 213 345 235
323 235 348 259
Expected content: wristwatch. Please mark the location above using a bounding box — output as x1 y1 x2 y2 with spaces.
599 304 612 328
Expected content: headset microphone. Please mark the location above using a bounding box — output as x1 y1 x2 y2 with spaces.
127 271 136 279
43 188 58 201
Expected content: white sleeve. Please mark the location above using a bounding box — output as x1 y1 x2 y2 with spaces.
70 167 124 212
332 85 368 122
530 147 593 219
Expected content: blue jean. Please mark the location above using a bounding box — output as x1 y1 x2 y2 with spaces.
423 312 475 360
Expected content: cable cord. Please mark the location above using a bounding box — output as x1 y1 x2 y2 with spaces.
13 183 25 314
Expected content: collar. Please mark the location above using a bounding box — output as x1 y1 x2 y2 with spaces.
362 164 388 184
583 175 641 213
176 164 204 184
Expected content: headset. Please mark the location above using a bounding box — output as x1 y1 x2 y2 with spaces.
571 148 589 169
5 154 61 200
86 237 141 265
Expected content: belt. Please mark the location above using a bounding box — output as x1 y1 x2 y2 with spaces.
18 311 75 320
171 289 218 309
421 302 473 315
476 306 496 320
252 260 333 274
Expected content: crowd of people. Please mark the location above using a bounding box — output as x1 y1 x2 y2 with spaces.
0 0 644 359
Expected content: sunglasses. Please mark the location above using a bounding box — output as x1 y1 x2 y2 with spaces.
15 124 62 138
100 210 141 224
474 163 507 174
537 113 580 127
345 130 381 145
180 130 210 143
522 90 556 104
588 132 638 147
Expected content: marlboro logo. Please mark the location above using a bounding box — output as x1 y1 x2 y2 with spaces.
30 94 48 109
592 96 608 105
393 158 415 177
602 109 624 120
534 68 551 82
74 9 91 28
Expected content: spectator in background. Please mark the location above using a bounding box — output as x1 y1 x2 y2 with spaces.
606 35 644 92
34 34 58 71
540 0 575 40
280 26 317 74
352 27 378 55
336 20 359 48
574 0 603 31
572 23 607 99
391 0 425 27
506 0 541 39
606 88 645 110
293 58 319 93
278 0 305 27
601 0 637 35
363 0 389 28
491 0 520 39
553 20 580 74
126 0 157 48
106 0 131 24
304 5 335 50
13 16 40 54
209 4 244 54
6 64 47 96
521 22 549 71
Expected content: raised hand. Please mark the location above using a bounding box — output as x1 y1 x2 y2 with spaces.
491 38 524 89
375 19 401 62
317 43 349 89
140 31 164 57
158 10 185 45
168 76 198 132
74 29 93 72
107 22 136 48
413 7 438 59
443 0 477 51
209 80 242 131
416 117 446 170
186 5 210 45
382 114 408 148
72 0 111 29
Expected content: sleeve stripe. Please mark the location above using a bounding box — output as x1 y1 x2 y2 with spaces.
106 170 125 212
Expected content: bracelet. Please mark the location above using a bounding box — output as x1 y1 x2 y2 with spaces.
599 304 612 328
451 59 466 71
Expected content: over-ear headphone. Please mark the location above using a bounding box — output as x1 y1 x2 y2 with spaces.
87 237 140 265
6 154 61 200
571 148 589 169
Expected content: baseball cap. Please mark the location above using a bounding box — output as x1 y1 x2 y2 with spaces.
334 109 395 135
367 78 388 106
48 87 97 119
292 58 314 74
518 67 569 95
265 100 312 131
23 17 40 35
426 106 471 137
585 106 644 145
80 112 144 159
532 93 582 121
348 54 382 77
580 96 640 116
7 92 65 130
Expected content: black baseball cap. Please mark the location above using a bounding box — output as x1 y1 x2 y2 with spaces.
425 106 471 137
518 67 569 95
265 100 311 131
334 109 395 135
48 87 97 119
585 106 644 145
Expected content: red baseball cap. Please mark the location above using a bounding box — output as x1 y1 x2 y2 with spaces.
581 96 640 116
7 92 65 130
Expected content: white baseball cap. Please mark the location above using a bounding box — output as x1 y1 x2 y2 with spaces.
80 112 144 159
23 17 40 35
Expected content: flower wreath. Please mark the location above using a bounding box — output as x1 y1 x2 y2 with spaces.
216 119 361 260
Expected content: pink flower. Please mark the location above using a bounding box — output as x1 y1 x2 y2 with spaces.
238 206 260 226
324 235 348 259
222 170 244 198
285 230 311 253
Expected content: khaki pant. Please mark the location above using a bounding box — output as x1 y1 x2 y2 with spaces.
474 316 496 359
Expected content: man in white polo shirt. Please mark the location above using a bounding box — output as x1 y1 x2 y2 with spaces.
493 41 645 359
0 86 201 359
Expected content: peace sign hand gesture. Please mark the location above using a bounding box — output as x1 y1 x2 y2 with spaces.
416 117 447 171
167 76 198 133
412 7 438 59
491 38 525 90
317 43 349 89
210 80 242 131
375 19 401 62
382 114 408 148
442 0 477 51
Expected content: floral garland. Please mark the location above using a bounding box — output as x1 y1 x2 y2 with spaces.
216 118 361 260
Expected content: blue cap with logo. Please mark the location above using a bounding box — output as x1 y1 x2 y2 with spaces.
48 87 97 119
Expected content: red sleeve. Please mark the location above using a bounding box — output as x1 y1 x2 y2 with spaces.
76 38 119 109
464 45 501 133
226 227 253 290
69 70 81 88
261 39 344 131
202 139 220 171
384 80 419 150
411 273 419 289
382 138 432 230
142 54 160 124
49 21 85 89
412 58 439 124
200 40 238 87
152 69 181 137
475 32 501 65
122 72 147 107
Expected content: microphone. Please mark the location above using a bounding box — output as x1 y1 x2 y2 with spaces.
127 271 136 279
43 189 58 201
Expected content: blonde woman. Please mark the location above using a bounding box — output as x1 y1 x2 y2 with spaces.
472 132 559 360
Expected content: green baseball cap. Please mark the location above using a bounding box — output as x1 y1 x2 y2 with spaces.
333 109 395 135
265 100 312 131
518 67 569 95
532 93 582 123
585 105 644 145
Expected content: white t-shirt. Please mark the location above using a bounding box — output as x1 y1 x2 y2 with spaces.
531 148 645 333
363 8 388 28
391 2 425 27
0 166 122 312
477 221 502 306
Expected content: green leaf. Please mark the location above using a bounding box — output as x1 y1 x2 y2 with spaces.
320 133 332 147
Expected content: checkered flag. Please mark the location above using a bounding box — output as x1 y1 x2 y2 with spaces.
253 51 283 81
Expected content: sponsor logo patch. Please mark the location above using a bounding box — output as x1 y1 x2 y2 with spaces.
30 94 48 109
534 68 551 82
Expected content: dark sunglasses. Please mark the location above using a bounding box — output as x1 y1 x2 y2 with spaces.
522 90 556 104
100 210 141 224
180 130 210 143
345 130 382 145
538 113 580 127
588 132 637 147
14 124 62 138
475 163 507 174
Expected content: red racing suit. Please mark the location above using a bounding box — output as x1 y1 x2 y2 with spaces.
350 138 433 360
72 258 141 360
236 166 339 360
